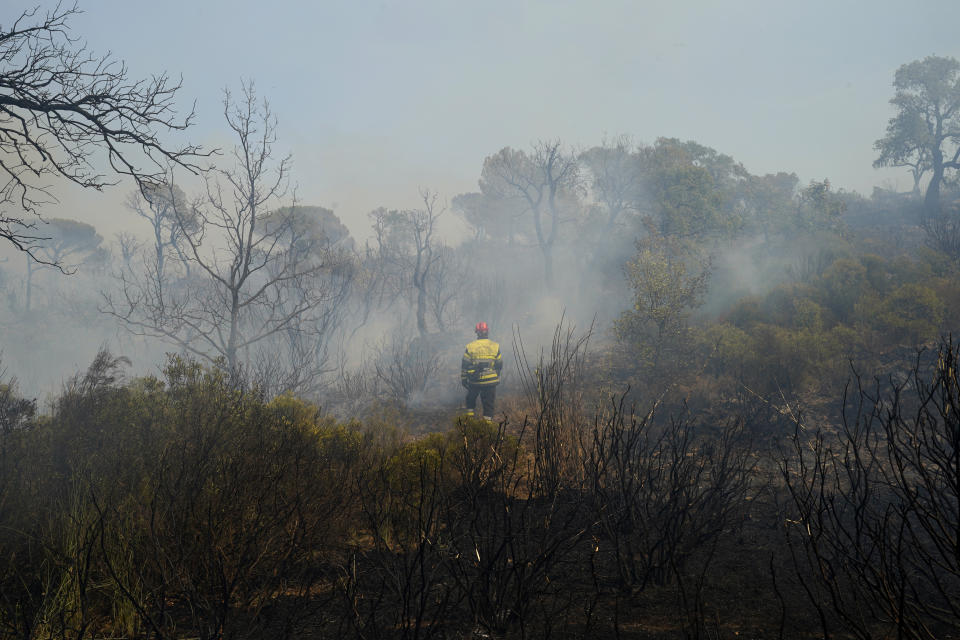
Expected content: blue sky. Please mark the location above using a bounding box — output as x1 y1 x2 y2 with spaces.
5 0 960 239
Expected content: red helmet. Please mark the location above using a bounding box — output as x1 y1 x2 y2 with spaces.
475 321 489 336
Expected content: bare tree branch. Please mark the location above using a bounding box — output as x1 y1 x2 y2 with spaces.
0 2 206 261
102 83 353 393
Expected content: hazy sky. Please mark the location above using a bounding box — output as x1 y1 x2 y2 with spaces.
6 0 960 239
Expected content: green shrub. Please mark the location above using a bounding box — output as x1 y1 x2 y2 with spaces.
817 257 868 322
870 283 945 344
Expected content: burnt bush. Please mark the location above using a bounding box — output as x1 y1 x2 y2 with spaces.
783 338 960 639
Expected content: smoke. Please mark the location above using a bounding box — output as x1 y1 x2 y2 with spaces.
0 132 908 422
701 234 786 317
0 243 172 400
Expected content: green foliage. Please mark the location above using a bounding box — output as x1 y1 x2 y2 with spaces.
0 355 543 638
617 233 712 371
817 256 868 322
264 204 353 251
738 171 799 239
642 139 738 239
0 352 370 638
451 190 521 243
578 135 641 231
914 247 954 277
706 321 851 394
379 417 520 506
795 179 847 233
874 55 960 208
706 245 960 396
653 163 724 238
444 416 521 490
865 283 945 344
38 218 104 267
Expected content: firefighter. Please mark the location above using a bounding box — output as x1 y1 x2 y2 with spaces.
461 321 502 420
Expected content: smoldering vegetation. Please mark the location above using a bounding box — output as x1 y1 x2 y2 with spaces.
3 132 954 425
3 332 960 639
3 29 960 638
4 131 960 638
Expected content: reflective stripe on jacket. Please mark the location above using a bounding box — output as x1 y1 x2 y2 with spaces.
461 338 502 386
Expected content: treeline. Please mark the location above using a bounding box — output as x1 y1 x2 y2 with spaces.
6 126 954 414
2 332 959 639
3 57 959 416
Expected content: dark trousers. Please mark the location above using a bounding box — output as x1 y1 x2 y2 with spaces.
465 385 496 417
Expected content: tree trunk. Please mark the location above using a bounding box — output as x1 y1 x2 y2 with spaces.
416 285 427 338
542 244 554 290
925 157 944 216
227 291 240 374
154 221 165 279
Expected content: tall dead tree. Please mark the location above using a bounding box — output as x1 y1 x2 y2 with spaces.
125 182 197 281
411 189 442 337
368 188 445 337
103 84 350 391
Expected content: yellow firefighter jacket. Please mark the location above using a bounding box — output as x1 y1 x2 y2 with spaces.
461 338 503 387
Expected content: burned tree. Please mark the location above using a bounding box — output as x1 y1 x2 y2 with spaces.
125 182 197 280
0 2 200 259
368 188 446 337
104 84 351 391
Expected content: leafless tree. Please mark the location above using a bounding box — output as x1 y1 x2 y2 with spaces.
327 355 380 419
103 84 351 389
125 182 197 280
480 140 581 288
411 190 443 337
441 417 593 639
113 231 141 272
919 198 960 260
371 331 440 405
426 244 469 332
587 401 753 591
513 315 594 497
368 188 445 338
0 2 201 260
